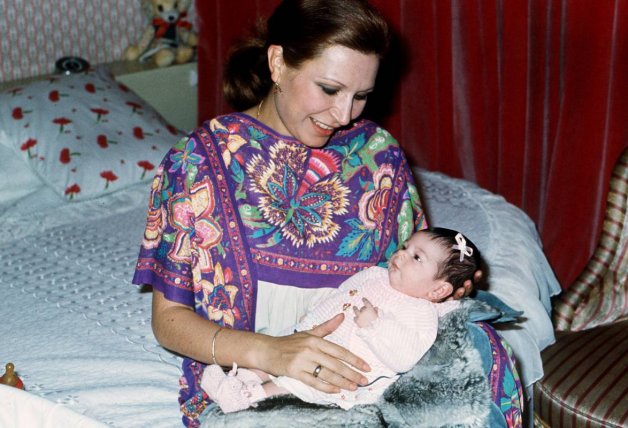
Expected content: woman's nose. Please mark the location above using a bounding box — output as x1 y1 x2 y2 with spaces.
331 97 353 126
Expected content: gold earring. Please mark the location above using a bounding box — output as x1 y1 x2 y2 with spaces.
274 82 282 94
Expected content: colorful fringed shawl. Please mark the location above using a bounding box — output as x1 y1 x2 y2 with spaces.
132 114 425 426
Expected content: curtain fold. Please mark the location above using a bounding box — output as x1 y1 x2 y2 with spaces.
196 0 628 289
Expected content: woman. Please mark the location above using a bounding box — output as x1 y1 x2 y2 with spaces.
133 1 479 426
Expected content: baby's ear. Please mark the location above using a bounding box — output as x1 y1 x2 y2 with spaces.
429 281 453 301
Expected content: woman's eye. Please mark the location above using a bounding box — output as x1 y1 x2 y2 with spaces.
354 93 368 101
320 86 339 96
414 254 421 261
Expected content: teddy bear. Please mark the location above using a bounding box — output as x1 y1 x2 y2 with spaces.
124 0 198 67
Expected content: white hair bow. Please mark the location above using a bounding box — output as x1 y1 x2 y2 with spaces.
452 233 473 262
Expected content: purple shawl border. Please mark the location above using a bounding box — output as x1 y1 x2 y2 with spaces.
196 123 258 332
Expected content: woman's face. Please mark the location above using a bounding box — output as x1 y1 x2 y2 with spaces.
387 232 451 300
266 44 380 148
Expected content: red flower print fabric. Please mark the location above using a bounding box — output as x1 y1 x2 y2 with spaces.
0 66 186 201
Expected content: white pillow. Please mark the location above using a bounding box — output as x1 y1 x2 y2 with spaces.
0 66 186 201
0 144 42 203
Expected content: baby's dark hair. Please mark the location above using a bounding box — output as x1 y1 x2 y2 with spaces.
421 227 483 296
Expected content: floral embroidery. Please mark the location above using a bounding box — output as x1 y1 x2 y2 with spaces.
209 118 248 167
100 170 118 189
199 263 240 327
137 160 155 179
59 147 80 164
64 183 81 199
133 126 153 139
53 117 72 132
168 177 223 276
359 164 394 229
90 108 108 122
1 67 184 201
170 137 205 175
246 141 350 248
337 164 394 260
20 138 38 158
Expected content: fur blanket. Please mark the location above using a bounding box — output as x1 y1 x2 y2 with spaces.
201 299 503 427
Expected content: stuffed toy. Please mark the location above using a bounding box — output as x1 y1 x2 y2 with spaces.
124 0 198 67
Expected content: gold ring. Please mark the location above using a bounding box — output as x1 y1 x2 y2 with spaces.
312 365 322 378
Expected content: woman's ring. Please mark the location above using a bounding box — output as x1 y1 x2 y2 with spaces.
312 365 322 378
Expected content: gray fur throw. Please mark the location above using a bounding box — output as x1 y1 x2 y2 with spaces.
201 300 493 428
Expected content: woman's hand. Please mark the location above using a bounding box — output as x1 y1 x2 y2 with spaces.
261 313 370 394
449 269 482 300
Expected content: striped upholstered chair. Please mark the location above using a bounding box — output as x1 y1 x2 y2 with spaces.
533 147 628 427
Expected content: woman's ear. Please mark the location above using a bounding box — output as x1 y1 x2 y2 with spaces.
267 45 284 84
429 281 453 301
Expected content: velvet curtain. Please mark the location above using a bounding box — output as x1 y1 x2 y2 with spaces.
196 0 628 289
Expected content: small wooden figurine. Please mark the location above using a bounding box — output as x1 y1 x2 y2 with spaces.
0 363 24 390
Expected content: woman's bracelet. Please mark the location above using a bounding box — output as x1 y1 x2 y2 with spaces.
211 327 224 365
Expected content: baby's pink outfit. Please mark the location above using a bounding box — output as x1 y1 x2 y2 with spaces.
201 266 459 412
274 266 459 409
201 363 265 413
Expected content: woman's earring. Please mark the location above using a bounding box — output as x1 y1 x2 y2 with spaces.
274 82 282 94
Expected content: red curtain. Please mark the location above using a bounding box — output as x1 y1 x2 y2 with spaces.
196 0 628 289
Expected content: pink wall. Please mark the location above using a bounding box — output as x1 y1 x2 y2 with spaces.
0 0 196 83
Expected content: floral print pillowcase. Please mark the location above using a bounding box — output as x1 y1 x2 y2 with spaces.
0 67 185 201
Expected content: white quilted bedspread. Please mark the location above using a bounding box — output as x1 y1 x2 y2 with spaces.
0 185 183 427
0 171 561 427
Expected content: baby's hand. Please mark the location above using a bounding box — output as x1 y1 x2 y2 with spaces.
353 298 379 328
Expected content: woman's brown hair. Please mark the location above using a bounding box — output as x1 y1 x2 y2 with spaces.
223 0 390 111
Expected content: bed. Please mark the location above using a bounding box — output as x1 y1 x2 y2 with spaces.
0 65 561 427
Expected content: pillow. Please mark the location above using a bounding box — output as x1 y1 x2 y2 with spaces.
0 66 186 201
0 144 43 203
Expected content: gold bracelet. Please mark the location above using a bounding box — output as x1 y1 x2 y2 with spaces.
211 327 224 365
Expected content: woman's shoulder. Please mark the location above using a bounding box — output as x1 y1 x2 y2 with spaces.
197 112 292 144
198 112 253 132
330 119 400 149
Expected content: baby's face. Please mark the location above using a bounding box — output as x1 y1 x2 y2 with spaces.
388 232 448 300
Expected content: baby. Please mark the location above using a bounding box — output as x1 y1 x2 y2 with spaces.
201 227 482 413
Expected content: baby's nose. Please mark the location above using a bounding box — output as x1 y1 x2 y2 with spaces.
394 249 409 264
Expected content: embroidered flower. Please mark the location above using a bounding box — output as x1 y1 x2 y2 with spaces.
142 167 167 250
97 134 117 148
168 177 223 275
169 138 205 173
59 147 80 164
89 108 109 122
53 117 72 132
337 164 395 260
358 164 394 230
100 170 118 189
199 263 240 327
137 160 155 179
132 126 153 139
210 118 248 167
64 184 81 199
20 138 37 158
12 107 31 120
246 142 349 248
